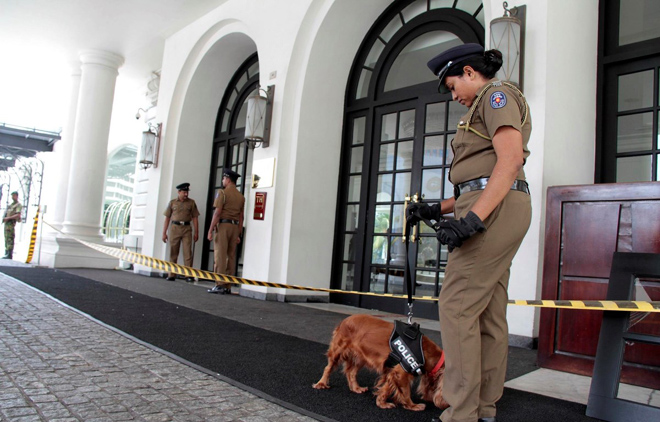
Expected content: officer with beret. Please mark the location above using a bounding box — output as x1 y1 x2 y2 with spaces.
2 191 22 259
407 44 532 422
207 169 245 294
162 183 200 281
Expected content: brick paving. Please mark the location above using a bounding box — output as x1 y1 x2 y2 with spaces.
0 273 316 422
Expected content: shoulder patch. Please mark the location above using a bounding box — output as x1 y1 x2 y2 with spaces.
490 91 507 109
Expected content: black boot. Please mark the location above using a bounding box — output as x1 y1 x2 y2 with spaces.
2 250 11 259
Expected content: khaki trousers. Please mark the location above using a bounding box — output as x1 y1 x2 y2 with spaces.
168 224 193 278
439 190 531 422
213 223 240 286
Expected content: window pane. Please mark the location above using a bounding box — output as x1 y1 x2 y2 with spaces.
617 155 652 182
422 168 444 201
350 146 363 173
379 143 395 171
353 116 366 145
228 89 238 109
394 172 411 201
401 0 427 23
618 70 653 111
372 236 388 264
374 205 391 233
397 141 414 170
236 72 248 92
417 240 439 267
619 0 660 46
221 110 230 132
426 102 447 133
376 174 393 201
392 204 404 234
365 39 385 69
385 31 462 91
346 204 359 231
381 112 397 141
617 113 653 152
446 139 454 163
370 267 385 292
235 98 248 129
343 234 355 260
448 101 467 129
399 109 415 138
430 0 455 9
415 269 437 296
356 68 372 99
341 263 355 291
389 269 405 295
424 135 445 166
380 15 403 43
348 175 361 202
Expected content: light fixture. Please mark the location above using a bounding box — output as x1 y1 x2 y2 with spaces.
245 85 274 149
490 1 526 89
139 122 161 170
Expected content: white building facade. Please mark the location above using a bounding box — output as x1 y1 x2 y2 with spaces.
34 0 660 347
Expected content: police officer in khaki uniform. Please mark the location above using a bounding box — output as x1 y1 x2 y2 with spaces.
407 44 532 422
162 183 200 281
3 191 22 259
207 169 245 294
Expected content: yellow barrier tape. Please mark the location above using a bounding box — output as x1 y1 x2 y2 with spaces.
25 207 39 264
41 221 660 313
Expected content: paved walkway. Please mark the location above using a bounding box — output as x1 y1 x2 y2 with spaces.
0 272 315 422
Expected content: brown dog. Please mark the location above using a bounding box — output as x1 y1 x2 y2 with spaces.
313 314 449 411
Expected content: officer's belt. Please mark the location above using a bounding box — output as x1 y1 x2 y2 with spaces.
171 221 191 226
219 219 239 225
454 177 529 199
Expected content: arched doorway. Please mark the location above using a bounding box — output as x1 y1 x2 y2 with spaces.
332 0 485 318
201 53 259 275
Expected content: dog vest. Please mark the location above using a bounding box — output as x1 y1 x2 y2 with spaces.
386 321 425 376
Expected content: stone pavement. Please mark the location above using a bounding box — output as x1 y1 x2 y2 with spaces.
0 272 316 422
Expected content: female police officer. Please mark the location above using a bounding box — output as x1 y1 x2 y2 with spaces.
408 44 532 422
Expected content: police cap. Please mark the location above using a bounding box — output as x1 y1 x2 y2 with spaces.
223 169 241 183
427 43 484 94
176 182 190 191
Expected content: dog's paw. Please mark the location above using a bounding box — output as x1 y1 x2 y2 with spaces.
405 403 426 411
376 400 396 409
350 386 369 394
312 382 330 389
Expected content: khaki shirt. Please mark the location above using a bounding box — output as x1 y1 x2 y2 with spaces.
213 185 245 221
4 201 22 225
163 198 200 222
449 80 532 185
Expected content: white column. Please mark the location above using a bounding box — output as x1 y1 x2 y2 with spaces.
62 50 124 240
50 64 81 228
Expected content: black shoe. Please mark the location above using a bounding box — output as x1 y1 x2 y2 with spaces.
208 285 224 294
166 276 176 281
2 254 11 259
186 277 195 282
223 287 231 294
478 418 496 422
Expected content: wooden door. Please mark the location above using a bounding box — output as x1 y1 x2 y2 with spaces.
539 182 660 389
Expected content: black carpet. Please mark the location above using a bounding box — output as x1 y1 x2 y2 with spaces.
1 267 599 422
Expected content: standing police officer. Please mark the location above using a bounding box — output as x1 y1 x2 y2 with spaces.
162 183 200 281
3 191 22 259
207 169 245 294
408 44 532 422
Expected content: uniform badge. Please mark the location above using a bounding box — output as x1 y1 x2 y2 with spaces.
490 91 507 109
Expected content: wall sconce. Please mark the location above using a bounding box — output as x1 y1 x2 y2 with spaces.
490 1 526 89
139 122 161 170
245 85 274 149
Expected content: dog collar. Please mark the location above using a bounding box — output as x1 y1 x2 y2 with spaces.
429 351 445 379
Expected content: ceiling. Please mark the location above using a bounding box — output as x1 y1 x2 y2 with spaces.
1 0 229 81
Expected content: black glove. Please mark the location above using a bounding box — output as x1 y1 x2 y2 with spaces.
406 203 440 226
434 211 486 252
